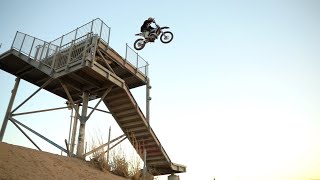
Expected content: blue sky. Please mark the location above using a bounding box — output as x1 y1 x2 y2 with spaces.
1 0 320 179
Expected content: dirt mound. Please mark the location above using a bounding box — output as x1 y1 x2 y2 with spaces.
0 142 129 180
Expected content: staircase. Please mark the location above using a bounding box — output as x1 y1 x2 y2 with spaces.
104 86 184 174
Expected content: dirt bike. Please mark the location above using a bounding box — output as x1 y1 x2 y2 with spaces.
134 23 173 50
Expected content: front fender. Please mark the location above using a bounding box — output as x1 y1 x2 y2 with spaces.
160 26 170 30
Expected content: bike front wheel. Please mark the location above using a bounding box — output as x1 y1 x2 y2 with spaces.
160 32 173 44
134 39 146 50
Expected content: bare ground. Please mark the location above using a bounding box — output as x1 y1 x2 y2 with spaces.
0 142 129 180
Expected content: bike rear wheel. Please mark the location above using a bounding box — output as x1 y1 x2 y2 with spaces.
160 32 173 44
134 39 146 50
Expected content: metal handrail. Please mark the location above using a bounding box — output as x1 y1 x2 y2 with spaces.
10 18 148 77
50 18 110 45
125 43 149 76
11 32 58 61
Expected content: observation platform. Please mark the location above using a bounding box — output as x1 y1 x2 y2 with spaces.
0 18 186 175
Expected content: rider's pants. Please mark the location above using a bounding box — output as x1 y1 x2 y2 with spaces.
143 31 149 38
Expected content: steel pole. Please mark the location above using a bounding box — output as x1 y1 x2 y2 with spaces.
70 104 79 154
76 92 89 157
146 78 151 124
0 77 20 142
67 107 73 149
10 117 68 153
143 147 147 180
106 126 111 166
9 118 41 151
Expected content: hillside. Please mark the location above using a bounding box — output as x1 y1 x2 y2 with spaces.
0 142 129 180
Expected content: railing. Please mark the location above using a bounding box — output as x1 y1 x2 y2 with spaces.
10 18 149 77
46 33 95 69
11 31 95 70
11 32 60 68
50 18 110 49
125 44 149 76
10 18 110 71
11 32 58 63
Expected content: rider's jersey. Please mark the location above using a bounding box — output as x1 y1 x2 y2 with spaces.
141 19 153 32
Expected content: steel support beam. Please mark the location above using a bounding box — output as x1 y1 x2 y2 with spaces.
9 118 41 151
82 134 125 157
67 107 74 150
94 136 127 160
76 92 89 156
0 77 20 142
97 49 115 73
70 104 79 154
10 117 68 154
12 107 68 116
87 86 113 120
89 36 98 67
106 126 111 164
146 78 151 123
11 78 53 114
59 80 81 118
143 147 147 180
87 106 111 114
70 73 100 88
65 139 71 157
16 66 35 77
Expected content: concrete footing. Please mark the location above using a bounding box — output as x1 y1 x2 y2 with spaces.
168 174 180 180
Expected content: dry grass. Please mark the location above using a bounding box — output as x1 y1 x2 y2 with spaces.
88 131 156 179
109 147 130 177
131 169 158 180
90 156 110 172
89 132 111 172
109 146 143 178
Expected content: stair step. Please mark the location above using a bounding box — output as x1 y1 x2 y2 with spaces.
118 115 140 122
146 151 162 157
106 91 127 101
125 126 147 133
121 121 144 128
147 156 165 161
115 109 137 118
110 103 134 112
133 131 150 138
147 160 168 165
108 98 131 107
132 137 154 144
146 145 160 152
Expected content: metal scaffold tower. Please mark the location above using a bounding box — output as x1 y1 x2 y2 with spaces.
0 18 186 178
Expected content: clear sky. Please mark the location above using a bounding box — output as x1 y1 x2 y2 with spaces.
1 0 320 180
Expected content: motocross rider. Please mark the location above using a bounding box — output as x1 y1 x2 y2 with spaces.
141 17 156 41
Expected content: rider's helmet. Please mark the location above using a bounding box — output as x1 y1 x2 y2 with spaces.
148 17 155 22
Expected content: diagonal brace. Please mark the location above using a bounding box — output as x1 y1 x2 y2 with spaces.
10 118 42 151
82 134 125 157
87 86 113 120
97 49 115 73
11 78 53 114
87 106 111 114
59 79 81 118
10 117 68 154
94 136 127 160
